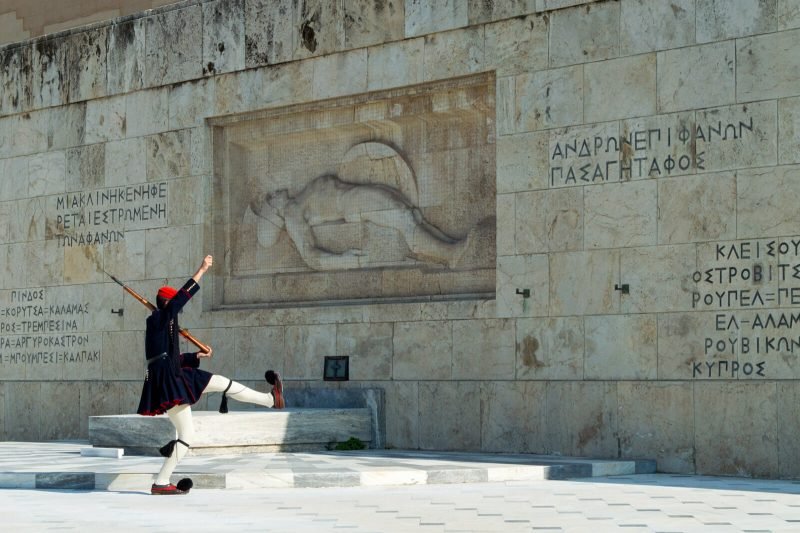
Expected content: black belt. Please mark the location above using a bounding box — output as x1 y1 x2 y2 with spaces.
146 352 169 366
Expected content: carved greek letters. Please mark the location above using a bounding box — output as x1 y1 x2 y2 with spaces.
549 112 756 188
692 360 766 378
690 237 800 379
0 288 99 367
51 182 168 247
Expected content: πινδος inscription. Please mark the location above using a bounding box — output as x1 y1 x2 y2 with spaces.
0 288 100 378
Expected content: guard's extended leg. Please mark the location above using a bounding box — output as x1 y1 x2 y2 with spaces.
203 374 283 409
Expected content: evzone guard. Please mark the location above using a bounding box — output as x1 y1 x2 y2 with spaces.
117 255 284 495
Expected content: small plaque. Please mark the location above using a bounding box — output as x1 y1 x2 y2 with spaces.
323 356 349 381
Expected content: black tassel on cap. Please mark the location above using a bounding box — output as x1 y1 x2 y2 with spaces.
176 478 193 492
218 379 233 414
265 370 277 385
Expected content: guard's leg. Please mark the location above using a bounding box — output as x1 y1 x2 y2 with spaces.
203 373 281 408
153 404 194 491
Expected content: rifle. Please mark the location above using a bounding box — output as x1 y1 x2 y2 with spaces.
104 270 211 354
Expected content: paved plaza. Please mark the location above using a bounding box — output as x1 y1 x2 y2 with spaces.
0 441 799 531
0 441 653 490
4 473 800 532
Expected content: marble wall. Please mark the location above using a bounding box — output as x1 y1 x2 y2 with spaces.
0 0 799 478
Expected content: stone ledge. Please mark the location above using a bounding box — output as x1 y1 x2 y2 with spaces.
88 408 374 456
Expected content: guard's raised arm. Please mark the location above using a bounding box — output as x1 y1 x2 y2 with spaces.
192 255 213 283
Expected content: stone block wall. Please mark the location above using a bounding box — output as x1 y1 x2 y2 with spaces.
0 0 799 477
0 1 181 45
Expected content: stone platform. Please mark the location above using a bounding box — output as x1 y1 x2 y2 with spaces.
88 409 374 456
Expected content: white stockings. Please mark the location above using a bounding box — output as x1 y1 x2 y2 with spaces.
155 404 193 485
204 374 275 408
155 374 274 485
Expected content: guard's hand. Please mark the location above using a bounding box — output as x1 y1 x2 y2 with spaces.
198 347 213 358
201 255 213 271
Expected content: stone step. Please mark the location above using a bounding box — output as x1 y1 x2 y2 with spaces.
88 408 374 455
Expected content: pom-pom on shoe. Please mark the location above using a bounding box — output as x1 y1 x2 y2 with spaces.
265 370 285 409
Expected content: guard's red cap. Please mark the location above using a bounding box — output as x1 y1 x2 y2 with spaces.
157 286 178 300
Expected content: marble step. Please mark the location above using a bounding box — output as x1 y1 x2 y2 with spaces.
88 408 373 456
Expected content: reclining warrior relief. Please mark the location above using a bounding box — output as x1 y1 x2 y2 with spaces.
243 142 479 272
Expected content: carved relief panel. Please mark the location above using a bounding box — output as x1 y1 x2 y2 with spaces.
211 73 496 307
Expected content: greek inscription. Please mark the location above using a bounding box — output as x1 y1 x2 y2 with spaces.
692 360 766 378
50 183 168 247
704 335 800 355
690 237 800 379
714 238 800 260
715 312 800 331
11 289 45 302
0 288 98 369
0 350 100 365
549 114 755 187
